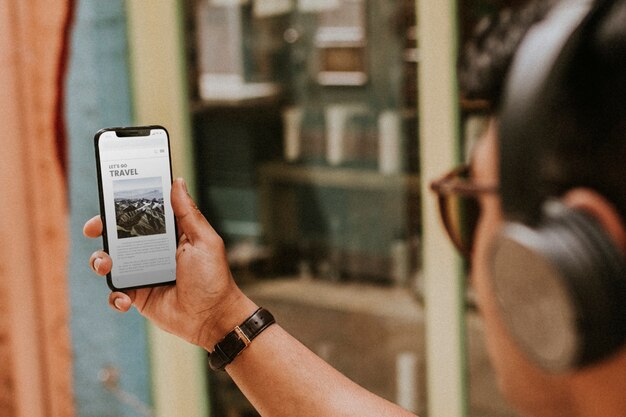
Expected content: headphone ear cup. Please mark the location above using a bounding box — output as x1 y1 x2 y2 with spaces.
489 201 626 372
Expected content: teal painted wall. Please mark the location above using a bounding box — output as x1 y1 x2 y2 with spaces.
66 1 153 416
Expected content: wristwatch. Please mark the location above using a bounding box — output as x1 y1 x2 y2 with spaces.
208 307 276 371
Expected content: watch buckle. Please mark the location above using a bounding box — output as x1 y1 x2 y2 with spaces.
234 326 251 347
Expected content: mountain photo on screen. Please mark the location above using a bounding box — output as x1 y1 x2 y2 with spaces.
113 176 166 239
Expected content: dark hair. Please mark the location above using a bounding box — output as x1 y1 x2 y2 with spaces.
458 0 558 110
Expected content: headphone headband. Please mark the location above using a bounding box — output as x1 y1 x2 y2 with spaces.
498 0 605 224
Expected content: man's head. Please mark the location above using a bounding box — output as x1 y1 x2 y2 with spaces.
460 0 626 225
451 0 626 415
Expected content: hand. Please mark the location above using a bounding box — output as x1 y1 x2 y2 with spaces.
83 178 258 349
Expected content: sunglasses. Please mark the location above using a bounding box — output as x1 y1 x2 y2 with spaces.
430 164 499 258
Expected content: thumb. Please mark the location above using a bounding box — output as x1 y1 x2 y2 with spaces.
171 178 214 244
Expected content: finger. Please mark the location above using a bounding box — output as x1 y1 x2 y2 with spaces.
176 233 188 253
171 178 216 244
176 235 193 259
108 291 135 312
176 219 184 241
83 215 103 238
89 250 112 275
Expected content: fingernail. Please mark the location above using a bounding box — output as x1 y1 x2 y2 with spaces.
94 258 102 273
113 298 124 311
179 178 188 192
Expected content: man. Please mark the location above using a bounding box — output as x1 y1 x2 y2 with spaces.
84 0 626 415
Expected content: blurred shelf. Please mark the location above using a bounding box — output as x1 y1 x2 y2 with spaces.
190 94 285 113
245 277 423 321
259 161 421 192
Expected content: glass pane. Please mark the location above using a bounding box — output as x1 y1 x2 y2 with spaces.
187 0 423 415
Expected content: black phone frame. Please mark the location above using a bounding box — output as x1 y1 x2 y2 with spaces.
94 125 179 291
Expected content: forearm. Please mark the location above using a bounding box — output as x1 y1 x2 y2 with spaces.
204 305 417 417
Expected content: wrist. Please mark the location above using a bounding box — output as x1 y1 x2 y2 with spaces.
207 307 276 371
197 290 259 350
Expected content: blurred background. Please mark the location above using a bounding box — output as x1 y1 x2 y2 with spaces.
1 0 523 416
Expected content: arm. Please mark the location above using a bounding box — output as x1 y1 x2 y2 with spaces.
84 178 417 417
223 324 414 417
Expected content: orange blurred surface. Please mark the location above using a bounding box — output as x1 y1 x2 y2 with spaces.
0 1 74 416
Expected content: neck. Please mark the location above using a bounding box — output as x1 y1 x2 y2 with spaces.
569 350 626 417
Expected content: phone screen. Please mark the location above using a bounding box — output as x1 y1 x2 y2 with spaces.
95 126 177 290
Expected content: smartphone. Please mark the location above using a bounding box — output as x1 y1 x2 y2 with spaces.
94 125 177 291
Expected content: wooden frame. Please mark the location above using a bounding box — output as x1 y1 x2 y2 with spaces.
419 1 468 416
0 1 74 416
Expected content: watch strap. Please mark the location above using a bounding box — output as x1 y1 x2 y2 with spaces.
208 307 275 371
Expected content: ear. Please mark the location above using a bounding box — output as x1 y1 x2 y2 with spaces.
563 188 626 253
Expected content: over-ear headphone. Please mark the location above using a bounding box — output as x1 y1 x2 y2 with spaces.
492 0 626 372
